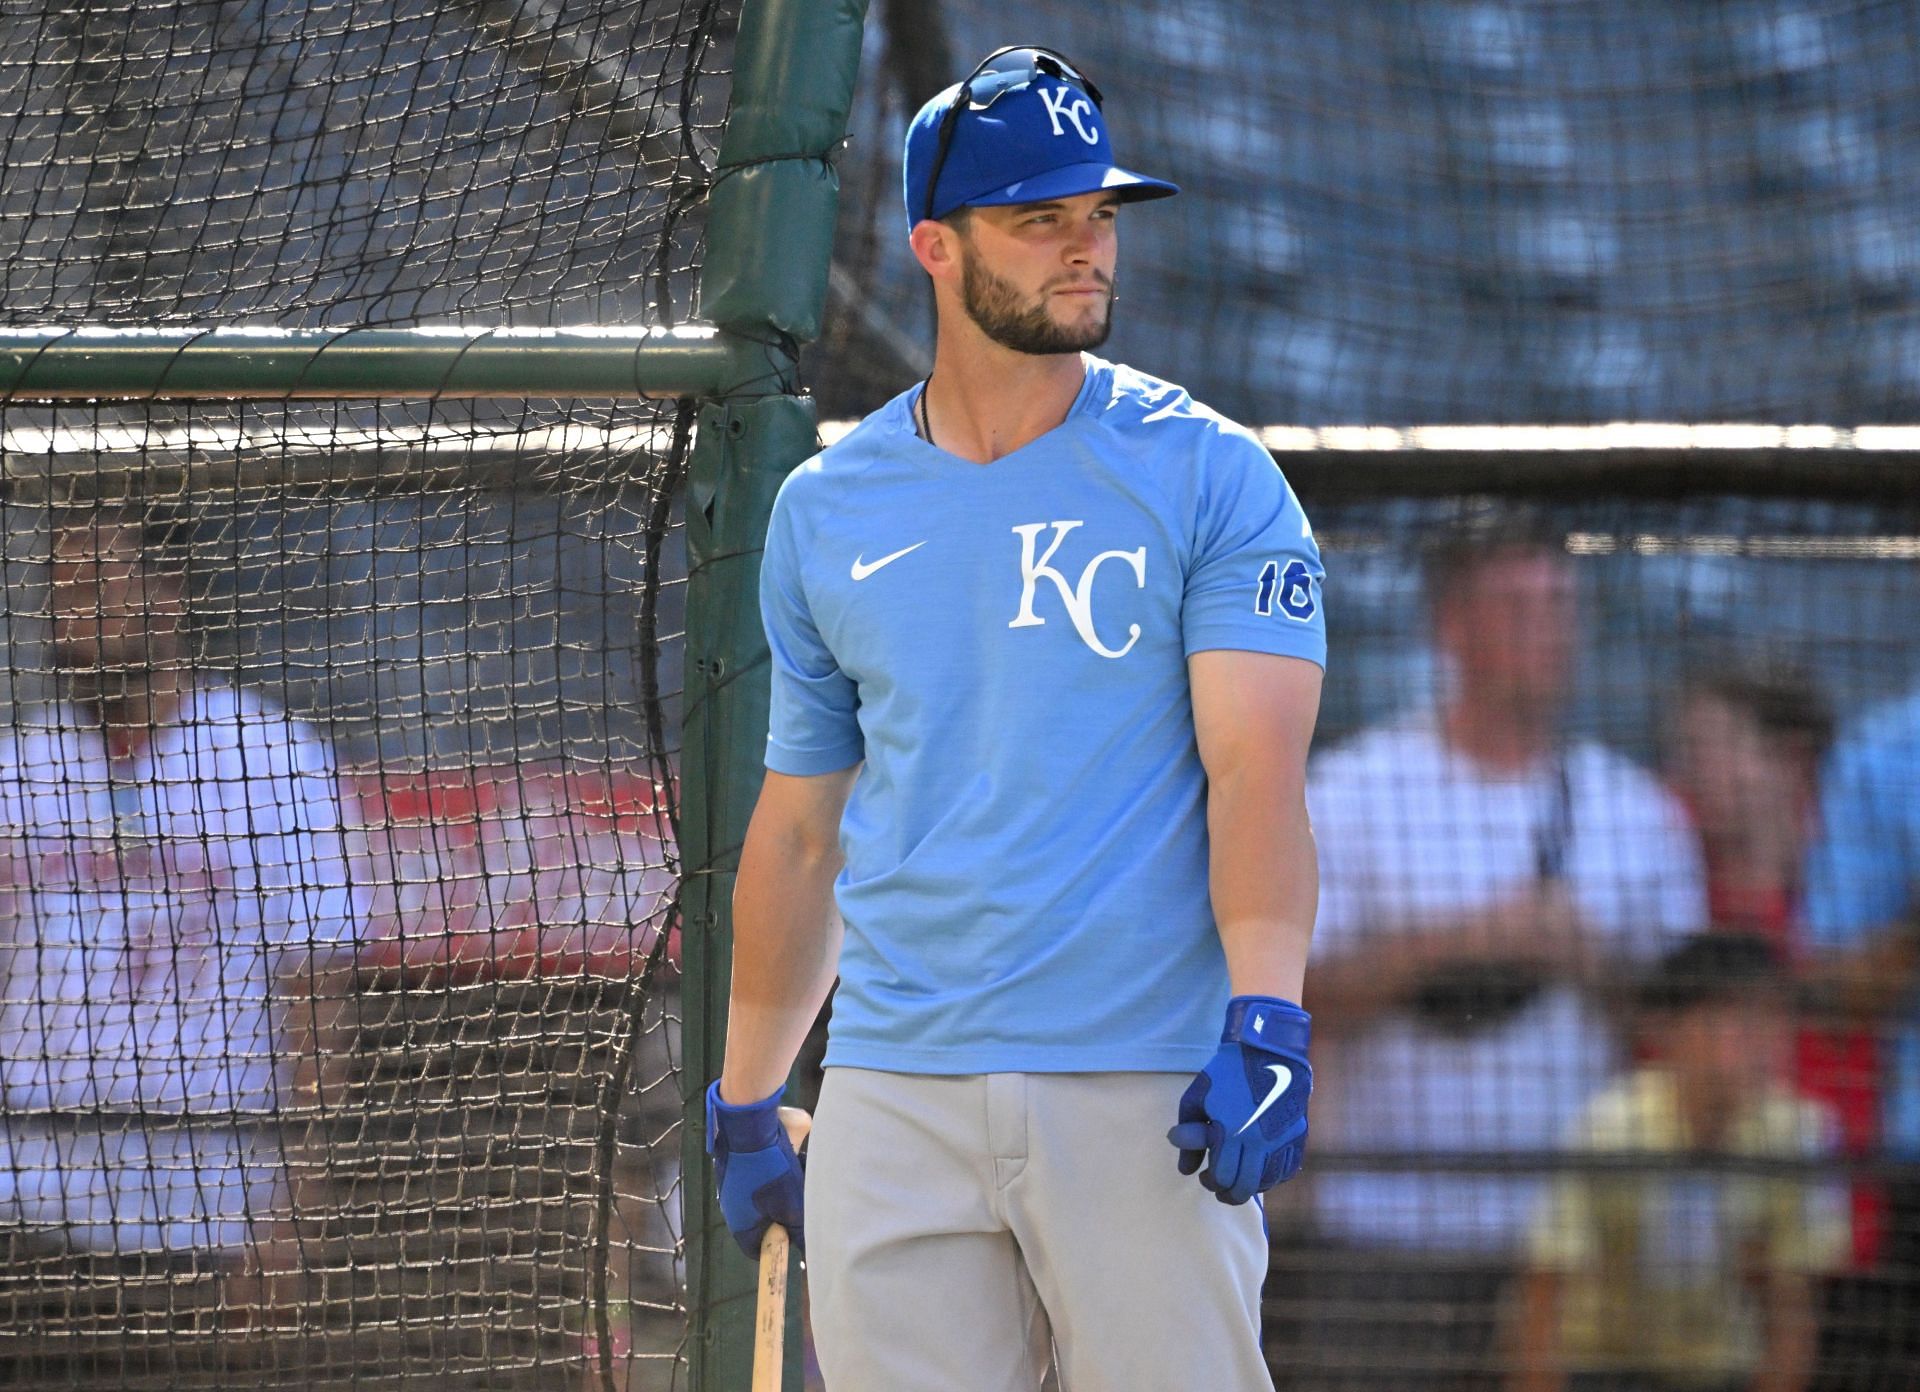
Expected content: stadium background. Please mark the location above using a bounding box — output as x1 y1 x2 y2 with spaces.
0 0 1911 1388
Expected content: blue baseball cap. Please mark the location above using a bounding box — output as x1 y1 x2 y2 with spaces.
903 47 1178 230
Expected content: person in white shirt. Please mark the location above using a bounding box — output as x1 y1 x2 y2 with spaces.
0 506 362 1279
1294 524 1707 1391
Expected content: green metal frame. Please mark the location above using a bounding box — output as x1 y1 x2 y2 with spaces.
680 6 871 1390
0 3 871 1385
0 325 772 400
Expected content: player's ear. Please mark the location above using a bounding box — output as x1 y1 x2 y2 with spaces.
909 218 962 284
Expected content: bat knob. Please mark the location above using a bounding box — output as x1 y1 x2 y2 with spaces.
776 1106 812 1150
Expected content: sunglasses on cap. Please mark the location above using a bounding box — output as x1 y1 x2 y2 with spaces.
921 46 1106 224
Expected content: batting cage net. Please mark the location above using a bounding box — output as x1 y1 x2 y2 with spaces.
0 2 728 1389
0 0 721 327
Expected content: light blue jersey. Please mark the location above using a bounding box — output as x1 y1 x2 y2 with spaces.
761 357 1325 1074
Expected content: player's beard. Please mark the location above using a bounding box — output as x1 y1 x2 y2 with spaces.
960 247 1114 355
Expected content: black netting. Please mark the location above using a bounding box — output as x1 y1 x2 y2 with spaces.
0 1 726 1386
821 1 1920 425
0 0 726 328
0 403 691 1390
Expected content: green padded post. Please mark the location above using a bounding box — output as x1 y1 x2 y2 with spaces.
702 0 870 343
681 2 870 1389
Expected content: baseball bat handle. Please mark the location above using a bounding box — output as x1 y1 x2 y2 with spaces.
750 1108 812 1392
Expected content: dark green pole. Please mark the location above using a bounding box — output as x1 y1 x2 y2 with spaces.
681 3 869 1391
0 325 768 399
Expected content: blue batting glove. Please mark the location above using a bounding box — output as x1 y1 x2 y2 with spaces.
1167 995 1312 1205
705 1080 806 1259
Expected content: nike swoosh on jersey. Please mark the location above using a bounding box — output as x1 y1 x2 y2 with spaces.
1235 1063 1294 1135
850 541 928 581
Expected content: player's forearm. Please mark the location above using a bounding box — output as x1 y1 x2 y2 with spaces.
719 822 844 1104
1208 776 1316 1002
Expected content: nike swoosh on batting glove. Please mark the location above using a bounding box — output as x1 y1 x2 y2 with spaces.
1166 995 1312 1205
705 1079 806 1259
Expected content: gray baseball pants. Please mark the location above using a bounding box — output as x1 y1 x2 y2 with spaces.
806 1068 1275 1391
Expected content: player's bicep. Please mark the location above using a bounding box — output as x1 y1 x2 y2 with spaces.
744 766 859 866
1189 649 1322 795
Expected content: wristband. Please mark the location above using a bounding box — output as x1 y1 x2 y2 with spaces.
705 1081 787 1151
1222 994 1311 1052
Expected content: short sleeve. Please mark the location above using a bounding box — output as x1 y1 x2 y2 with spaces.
254 717 366 958
1644 792 1710 944
761 482 864 776
1610 761 1710 952
1803 721 1917 949
1182 433 1326 666
1560 748 1707 955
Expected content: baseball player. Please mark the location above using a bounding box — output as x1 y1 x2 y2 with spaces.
707 46 1325 1389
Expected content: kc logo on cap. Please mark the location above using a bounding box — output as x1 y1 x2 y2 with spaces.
1038 86 1100 145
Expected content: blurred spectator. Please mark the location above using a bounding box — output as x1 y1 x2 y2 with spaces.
1664 658 1882 1267
0 506 363 1350
1512 933 1847 1392
1667 658 1832 942
1301 525 1706 1390
1800 683 1920 1375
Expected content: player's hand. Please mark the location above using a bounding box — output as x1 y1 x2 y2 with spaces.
1167 995 1311 1205
705 1080 806 1258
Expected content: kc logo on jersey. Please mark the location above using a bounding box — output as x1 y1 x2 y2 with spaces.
1008 520 1146 659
